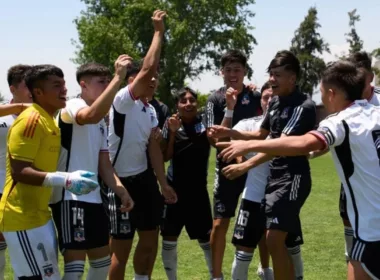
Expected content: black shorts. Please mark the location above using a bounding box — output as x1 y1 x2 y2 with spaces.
264 173 311 247
108 168 163 240
161 183 212 241
339 184 349 221
350 238 380 279
232 199 266 249
51 200 109 253
213 166 247 219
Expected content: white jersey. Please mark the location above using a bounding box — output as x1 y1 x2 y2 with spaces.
233 116 270 203
311 100 380 242
108 85 158 177
0 113 17 193
50 98 108 204
368 86 380 105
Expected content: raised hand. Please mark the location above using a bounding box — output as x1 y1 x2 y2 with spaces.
168 114 181 132
114 54 133 80
226 87 238 110
207 125 231 139
152 10 167 33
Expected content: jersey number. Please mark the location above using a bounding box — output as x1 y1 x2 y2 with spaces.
37 243 48 262
72 207 84 227
237 210 250 227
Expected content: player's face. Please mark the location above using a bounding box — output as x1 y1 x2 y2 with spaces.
84 75 110 103
129 72 159 98
12 80 32 103
36 75 67 111
222 62 246 90
269 66 297 96
260 88 273 114
177 92 197 119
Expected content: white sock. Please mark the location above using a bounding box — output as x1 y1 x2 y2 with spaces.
231 250 253 280
0 242 6 280
134 274 149 280
161 241 177 280
344 226 354 261
87 256 111 280
63 260 85 280
199 241 213 276
287 246 303 279
262 268 274 280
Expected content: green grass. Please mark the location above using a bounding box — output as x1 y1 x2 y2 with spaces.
4 149 346 279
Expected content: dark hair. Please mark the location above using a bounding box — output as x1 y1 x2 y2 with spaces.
24 65 64 94
7 64 32 87
347 51 372 71
221 50 248 68
125 60 141 81
321 60 366 101
76 63 111 83
267 50 300 77
173 87 198 104
261 81 271 94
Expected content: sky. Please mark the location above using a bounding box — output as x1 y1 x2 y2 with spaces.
0 0 379 104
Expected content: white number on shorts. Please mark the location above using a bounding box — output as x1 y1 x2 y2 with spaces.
72 207 84 226
237 210 249 227
121 212 129 220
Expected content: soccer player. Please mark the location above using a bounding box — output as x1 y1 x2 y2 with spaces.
107 10 177 280
160 87 213 279
210 50 315 280
219 82 273 280
217 60 380 280
0 64 99 279
49 57 134 280
204 49 262 279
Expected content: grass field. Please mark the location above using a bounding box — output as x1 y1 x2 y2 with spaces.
4 149 346 279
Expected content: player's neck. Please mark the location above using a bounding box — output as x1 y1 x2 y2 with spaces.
181 116 195 124
362 85 373 101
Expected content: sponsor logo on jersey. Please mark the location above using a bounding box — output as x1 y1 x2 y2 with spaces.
0 122 8 128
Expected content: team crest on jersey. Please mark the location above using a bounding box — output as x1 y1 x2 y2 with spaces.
195 122 206 133
233 226 245 239
241 94 250 105
43 264 54 277
74 227 85 242
280 107 290 119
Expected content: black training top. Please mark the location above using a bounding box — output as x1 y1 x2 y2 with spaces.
205 85 262 170
163 115 210 189
149 98 170 129
261 87 316 176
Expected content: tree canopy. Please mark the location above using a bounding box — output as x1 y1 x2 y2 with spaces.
345 9 363 54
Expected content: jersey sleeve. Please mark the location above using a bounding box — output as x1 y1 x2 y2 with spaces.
205 94 223 128
8 112 44 163
309 117 345 149
100 121 109 152
162 119 170 142
282 102 316 136
113 85 137 114
60 98 88 124
150 106 159 129
233 119 250 131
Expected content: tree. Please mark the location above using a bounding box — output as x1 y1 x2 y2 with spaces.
73 0 257 108
345 9 363 54
290 7 330 96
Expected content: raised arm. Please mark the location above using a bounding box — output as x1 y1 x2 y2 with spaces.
129 10 166 99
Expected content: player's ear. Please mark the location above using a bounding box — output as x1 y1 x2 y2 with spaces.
9 85 16 95
33 87 43 98
79 80 87 90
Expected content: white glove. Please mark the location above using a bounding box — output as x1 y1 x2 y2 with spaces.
43 170 99 195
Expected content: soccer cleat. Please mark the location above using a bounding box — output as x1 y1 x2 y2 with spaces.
257 265 274 280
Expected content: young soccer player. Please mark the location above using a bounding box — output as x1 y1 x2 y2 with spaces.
0 64 99 279
204 50 262 279
210 50 315 280
107 10 177 280
49 57 134 280
217 60 380 280
160 87 213 279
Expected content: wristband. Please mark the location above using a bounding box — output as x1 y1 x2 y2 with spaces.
225 109 234 118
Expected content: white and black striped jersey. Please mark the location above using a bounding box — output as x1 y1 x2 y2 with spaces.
108 85 158 177
311 99 380 242
0 112 17 193
50 98 108 204
233 115 270 203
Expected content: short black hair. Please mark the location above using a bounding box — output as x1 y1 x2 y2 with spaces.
261 81 271 94
267 50 300 78
7 64 32 87
221 50 248 68
126 60 141 81
173 87 198 104
347 51 372 71
76 63 111 83
321 60 366 102
24 65 64 94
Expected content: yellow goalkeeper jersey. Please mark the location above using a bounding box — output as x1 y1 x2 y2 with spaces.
0 103 61 231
